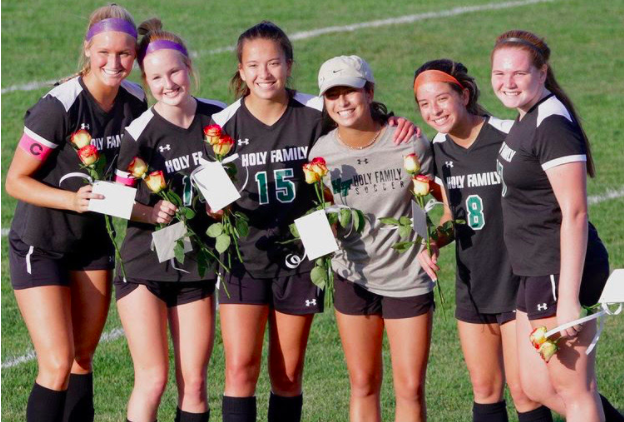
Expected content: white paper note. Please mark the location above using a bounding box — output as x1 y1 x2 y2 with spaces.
599 269 624 304
294 210 339 260
87 181 136 220
192 161 241 212
151 221 193 263
412 201 428 239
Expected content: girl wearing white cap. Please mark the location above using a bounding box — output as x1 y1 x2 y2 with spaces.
5 5 146 421
309 55 435 422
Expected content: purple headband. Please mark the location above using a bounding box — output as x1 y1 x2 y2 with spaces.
139 39 189 63
86 18 137 41
496 37 546 57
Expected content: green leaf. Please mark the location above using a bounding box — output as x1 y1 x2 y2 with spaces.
310 266 327 289
339 208 352 229
197 249 207 278
168 190 182 207
315 258 325 267
398 224 412 239
174 240 186 264
454 219 466 225
379 217 400 226
207 223 223 238
235 218 249 238
216 233 231 253
327 212 338 226
183 207 196 220
289 223 300 239
234 211 249 222
392 241 415 253
399 216 412 226
353 210 366 233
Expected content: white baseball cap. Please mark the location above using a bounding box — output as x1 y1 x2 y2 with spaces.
318 55 375 96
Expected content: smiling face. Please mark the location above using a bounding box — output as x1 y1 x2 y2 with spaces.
84 31 136 88
143 49 192 108
416 81 469 134
491 47 547 115
323 85 373 129
238 38 292 102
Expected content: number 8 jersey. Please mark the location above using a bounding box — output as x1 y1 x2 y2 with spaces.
433 116 518 314
211 92 324 278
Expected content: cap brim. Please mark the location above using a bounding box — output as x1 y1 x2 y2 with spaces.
319 77 367 96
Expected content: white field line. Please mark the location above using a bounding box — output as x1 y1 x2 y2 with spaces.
1 0 555 95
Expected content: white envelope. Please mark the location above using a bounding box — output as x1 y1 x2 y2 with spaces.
87 181 136 220
598 269 624 304
294 210 339 260
412 200 428 239
151 221 193 263
192 161 241 212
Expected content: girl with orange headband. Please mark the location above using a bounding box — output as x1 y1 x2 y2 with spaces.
414 59 551 422
5 5 146 422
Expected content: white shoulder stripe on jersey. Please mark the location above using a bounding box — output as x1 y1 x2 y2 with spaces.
45 78 83 112
196 97 227 110
432 132 447 144
121 80 146 102
488 116 514 134
541 154 586 171
537 96 572 127
23 127 58 148
212 99 243 127
126 109 155 141
293 92 324 111
434 176 444 186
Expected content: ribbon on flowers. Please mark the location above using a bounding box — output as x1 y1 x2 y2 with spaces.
190 155 250 194
545 302 623 355
59 172 94 186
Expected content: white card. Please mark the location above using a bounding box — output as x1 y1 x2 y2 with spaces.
294 210 339 260
87 181 136 220
599 269 624 304
151 221 193 263
192 161 241 212
412 200 428 239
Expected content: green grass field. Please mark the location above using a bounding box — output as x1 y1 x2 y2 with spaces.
2 0 624 420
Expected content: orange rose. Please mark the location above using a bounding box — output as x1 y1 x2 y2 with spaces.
71 129 92 149
213 135 234 156
144 170 167 194
204 124 223 146
78 145 99 166
404 153 421 175
412 175 431 197
303 163 321 184
127 157 148 179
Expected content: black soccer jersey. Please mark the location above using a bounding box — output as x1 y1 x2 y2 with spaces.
211 92 324 278
433 116 518 313
497 94 602 276
11 77 147 253
116 98 226 282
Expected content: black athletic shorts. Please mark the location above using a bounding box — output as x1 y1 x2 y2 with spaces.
455 306 516 325
217 270 323 315
114 278 216 308
9 230 115 290
333 274 434 319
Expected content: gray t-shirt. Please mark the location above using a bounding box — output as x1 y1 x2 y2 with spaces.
310 125 435 297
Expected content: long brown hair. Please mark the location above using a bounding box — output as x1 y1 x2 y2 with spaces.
492 30 595 177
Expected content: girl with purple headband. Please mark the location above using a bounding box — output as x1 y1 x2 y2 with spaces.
5 4 146 422
113 18 225 422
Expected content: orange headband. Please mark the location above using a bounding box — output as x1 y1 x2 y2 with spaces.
413 69 464 94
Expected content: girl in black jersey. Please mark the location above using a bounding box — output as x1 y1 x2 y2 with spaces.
5 5 145 422
414 59 550 422
213 22 416 422
113 19 224 422
492 31 614 422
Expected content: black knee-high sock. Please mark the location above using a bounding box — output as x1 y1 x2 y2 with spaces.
222 396 256 422
27 382 67 422
472 401 508 422
268 393 303 422
600 394 624 422
517 405 553 422
62 373 94 422
175 407 210 422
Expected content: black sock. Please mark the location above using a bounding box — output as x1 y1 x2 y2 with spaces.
222 396 256 422
62 373 94 422
601 394 624 422
473 401 508 422
27 382 67 422
517 405 553 422
175 407 210 422
268 393 303 422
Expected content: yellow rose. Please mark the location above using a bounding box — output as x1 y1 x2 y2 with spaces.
144 170 167 194
78 145 99 166
412 175 431 197
303 163 321 184
213 135 234 156
529 326 548 350
127 157 148 179
71 129 92 149
204 124 223 146
404 153 421 175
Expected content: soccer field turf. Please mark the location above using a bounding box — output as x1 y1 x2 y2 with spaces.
2 0 623 420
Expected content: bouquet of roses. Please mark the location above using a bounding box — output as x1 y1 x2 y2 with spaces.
202 124 250 267
286 157 366 307
127 157 225 277
70 129 125 277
